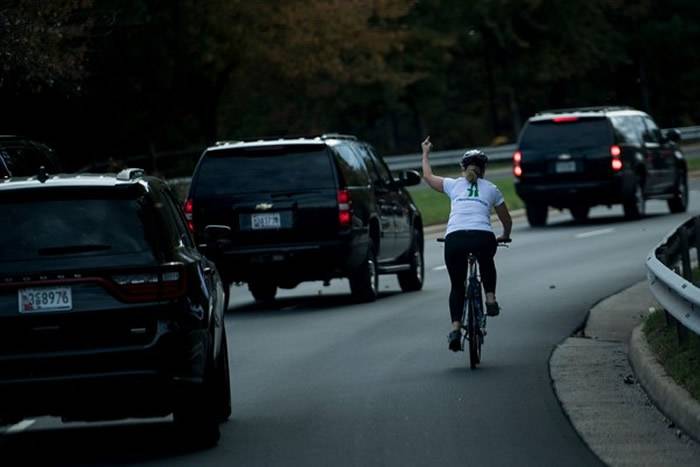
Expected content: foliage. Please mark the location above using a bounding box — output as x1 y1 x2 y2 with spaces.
1 0 699 171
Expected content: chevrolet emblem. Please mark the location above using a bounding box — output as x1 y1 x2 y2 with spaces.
256 203 273 211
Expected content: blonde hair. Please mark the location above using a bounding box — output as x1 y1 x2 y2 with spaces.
465 167 479 183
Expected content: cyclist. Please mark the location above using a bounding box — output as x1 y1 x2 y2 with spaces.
421 136 512 351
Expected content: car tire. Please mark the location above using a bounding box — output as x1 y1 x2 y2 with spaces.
215 331 232 423
623 179 645 219
349 240 378 302
526 203 548 227
569 206 590 223
248 281 277 303
668 172 688 214
173 342 222 448
398 228 424 292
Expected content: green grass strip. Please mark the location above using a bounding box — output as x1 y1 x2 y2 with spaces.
644 310 700 401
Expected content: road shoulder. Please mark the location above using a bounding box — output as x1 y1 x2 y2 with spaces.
550 281 700 467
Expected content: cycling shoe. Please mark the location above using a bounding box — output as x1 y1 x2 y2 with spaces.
448 330 462 352
486 302 500 317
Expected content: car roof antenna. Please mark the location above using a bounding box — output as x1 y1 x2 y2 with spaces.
37 166 49 183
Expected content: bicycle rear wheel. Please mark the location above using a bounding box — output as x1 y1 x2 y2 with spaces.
467 295 481 369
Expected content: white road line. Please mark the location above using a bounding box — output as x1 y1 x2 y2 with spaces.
433 265 447 271
5 419 35 434
575 228 615 239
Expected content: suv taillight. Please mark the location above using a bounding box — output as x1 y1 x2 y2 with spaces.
338 189 352 227
513 150 523 177
610 145 623 172
183 199 194 232
111 263 186 302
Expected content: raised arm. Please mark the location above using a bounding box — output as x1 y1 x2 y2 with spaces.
421 136 444 193
494 202 512 241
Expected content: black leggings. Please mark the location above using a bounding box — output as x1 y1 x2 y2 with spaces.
444 230 498 323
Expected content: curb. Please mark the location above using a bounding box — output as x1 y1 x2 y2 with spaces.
629 324 700 442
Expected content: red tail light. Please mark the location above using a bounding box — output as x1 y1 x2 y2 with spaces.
183 199 194 232
513 150 523 178
610 145 623 171
338 190 352 227
111 263 186 302
553 116 579 123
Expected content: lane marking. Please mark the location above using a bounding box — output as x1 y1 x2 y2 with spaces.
5 419 35 434
575 228 615 239
433 265 447 271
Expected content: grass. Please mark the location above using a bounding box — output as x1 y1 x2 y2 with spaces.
687 157 700 172
644 310 700 401
408 175 523 226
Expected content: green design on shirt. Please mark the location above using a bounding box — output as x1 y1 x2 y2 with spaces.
467 182 479 197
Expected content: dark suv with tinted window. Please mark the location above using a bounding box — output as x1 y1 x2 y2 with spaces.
513 106 687 226
0 169 230 445
185 134 424 303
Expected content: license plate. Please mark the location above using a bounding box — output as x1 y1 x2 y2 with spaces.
18 287 73 313
555 161 577 173
251 213 281 230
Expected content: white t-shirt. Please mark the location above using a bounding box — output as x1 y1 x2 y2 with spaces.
442 177 504 236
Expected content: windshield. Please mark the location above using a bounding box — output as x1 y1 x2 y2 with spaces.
0 195 156 262
520 118 613 150
195 145 336 196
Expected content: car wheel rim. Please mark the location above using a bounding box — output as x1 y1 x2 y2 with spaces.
636 185 644 214
415 251 423 284
368 259 377 294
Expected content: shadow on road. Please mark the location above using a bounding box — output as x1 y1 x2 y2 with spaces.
532 212 667 229
0 420 215 465
228 291 402 316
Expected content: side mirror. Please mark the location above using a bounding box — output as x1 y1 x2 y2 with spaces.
664 128 682 144
397 170 422 187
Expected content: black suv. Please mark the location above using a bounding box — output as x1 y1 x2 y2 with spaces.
0 135 61 178
185 134 424 303
0 168 230 445
513 106 687 226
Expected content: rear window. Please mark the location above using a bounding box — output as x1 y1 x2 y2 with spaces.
520 118 613 149
0 194 156 262
195 145 336 196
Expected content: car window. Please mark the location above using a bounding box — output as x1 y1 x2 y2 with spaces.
0 193 158 262
364 146 394 186
610 116 642 145
195 145 336 196
334 144 369 187
520 118 613 150
162 186 195 247
643 117 661 143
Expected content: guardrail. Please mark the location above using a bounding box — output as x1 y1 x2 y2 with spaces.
384 125 700 171
646 216 700 342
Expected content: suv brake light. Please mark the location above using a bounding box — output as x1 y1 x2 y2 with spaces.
338 190 352 227
553 116 579 123
183 199 194 232
513 150 523 177
610 145 623 171
111 263 186 302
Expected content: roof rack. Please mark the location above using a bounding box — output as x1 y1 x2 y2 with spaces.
320 133 358 141
116 168 145 181
535 106 634 116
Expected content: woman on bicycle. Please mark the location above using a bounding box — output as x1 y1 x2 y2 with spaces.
421 136 512 351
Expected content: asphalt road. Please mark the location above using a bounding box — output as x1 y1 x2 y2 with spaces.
3 183 700 466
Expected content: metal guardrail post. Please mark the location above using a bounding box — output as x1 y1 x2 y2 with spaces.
678 227 692 346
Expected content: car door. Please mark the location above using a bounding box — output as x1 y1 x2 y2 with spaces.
355 144 405 259
639 116 663 193
645 117 676 192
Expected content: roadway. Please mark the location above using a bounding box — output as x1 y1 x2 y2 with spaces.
2 183 700 466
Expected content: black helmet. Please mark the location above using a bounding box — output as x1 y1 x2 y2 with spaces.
460 149 488 175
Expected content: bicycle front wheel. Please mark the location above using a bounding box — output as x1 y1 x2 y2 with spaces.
467 296 481 369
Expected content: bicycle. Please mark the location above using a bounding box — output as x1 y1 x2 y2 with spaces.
438 237 510 369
